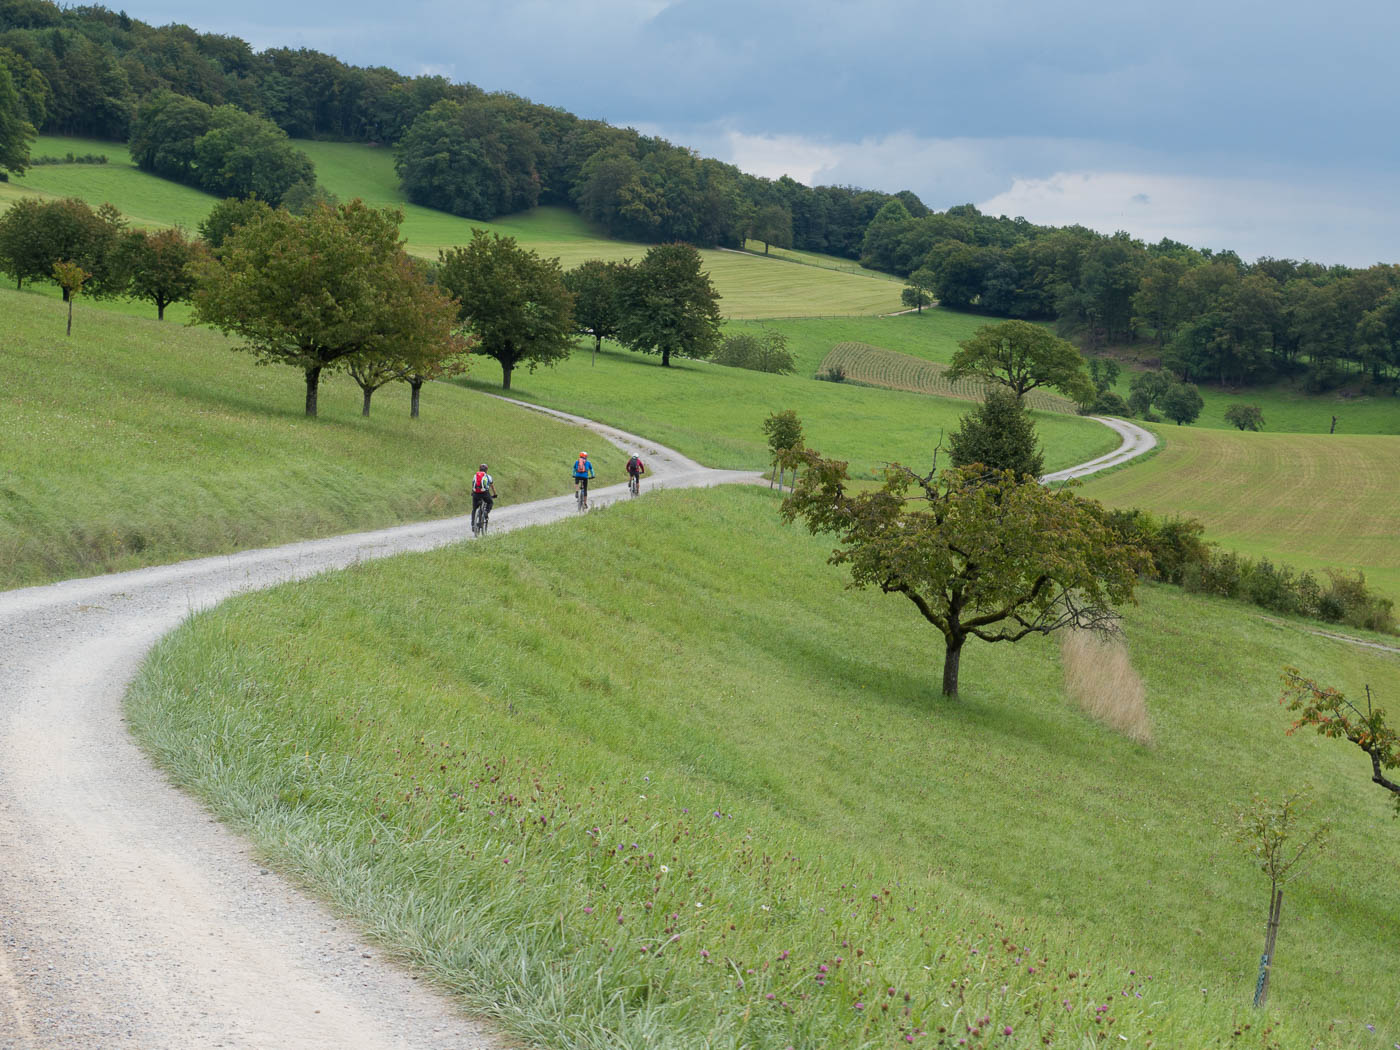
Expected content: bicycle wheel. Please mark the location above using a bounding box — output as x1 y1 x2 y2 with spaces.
471 504 484 536
628 475 639 497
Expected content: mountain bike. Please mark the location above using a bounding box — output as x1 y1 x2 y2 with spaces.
575 478 589 511
627 473 640 497
471 498 493 536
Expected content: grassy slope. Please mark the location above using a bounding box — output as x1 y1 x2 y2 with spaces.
128 486 1400 1050
7 136 904 319
1078 425 1400 601
464 343 1117 476
0 288 622 587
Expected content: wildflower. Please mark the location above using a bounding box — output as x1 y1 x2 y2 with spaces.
582 906 593 915
1002 1027 1013 1037
701 949 710 959
854 1002 865 1011
659 865 669 874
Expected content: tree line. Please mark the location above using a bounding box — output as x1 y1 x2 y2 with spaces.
0 0 916 254
866 204 1400 392
0 189 735 411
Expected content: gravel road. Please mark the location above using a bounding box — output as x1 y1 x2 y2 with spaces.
0 406 1148 1049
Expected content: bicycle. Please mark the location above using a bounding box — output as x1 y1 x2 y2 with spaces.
471 497 493 536
627 473 640 497
575 478 589 512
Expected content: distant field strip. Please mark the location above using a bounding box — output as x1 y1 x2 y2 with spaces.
819 341 1078 413
1078 427 1400 601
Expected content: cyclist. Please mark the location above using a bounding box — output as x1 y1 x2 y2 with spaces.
571 451 594 507
471 463 497 533
625 452 646 494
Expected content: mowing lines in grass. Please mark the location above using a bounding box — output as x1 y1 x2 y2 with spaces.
819 341 1079 413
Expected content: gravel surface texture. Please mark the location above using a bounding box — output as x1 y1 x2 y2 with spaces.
0 404 1147 1049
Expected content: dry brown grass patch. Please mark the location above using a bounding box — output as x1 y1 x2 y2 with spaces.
1059 628 1153 744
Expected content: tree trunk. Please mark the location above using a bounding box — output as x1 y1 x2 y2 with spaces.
593 334 601 365
66 298 73 337
410 377 423 419
361 387 373 417
1254 887 1284 1008
941 635 963 697
662 347 671 367
157 300 166 321
501 362 513 390
304 365 321 417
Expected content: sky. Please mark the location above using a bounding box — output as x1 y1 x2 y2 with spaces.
128 0 1400 266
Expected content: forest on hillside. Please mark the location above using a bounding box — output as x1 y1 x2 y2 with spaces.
3 0 1400 391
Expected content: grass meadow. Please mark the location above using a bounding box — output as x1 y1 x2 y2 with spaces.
1077 425 1400 603
127 486 1400 1050
0 288 621 586
462 341 1119 476
6 136 904 319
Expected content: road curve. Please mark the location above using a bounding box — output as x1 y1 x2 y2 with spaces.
0 406 1147 1049
1041 416 1156 484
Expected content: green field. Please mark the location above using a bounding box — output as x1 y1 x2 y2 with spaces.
816 341 1078 413
129 486 1400 1050
5 137 904 320
462 341 1117 476
0 288 619 587
1078 425 1400 601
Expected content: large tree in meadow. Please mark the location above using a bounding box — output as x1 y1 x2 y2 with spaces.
118 226 201 319
437 230 575 390
192 201 450 417
564 258 630 362
949 320 1095 403
617 242 723 367
782 453 1148 697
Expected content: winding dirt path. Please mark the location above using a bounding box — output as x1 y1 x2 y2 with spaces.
0 408 1147 1049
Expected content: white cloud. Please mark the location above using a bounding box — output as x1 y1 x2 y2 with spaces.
979 171 1393 266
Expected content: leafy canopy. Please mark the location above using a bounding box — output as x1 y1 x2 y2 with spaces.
438 230 575 390
617 242 722 367
782 452 1149 697
947 388 1045 479
949 319 1095 403
192 200 458 416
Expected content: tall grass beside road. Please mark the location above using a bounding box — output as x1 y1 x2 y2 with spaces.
0 289 614 586
129 487 1400 1050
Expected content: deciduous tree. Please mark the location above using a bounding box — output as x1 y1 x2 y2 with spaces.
564 258 630 363
750 203 792 255
1280 668 1400 811
52 259 89 335
0 61 36 176
1158 380 1204 425
1224 403 1265 431
119 226 200 319
192 201 450 416
781 453 1148 697
617 242 722 367
437 230 574 390
949 320 1094 403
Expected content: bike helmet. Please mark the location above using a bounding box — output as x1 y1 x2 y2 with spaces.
580 451 589 458
479 463 488 471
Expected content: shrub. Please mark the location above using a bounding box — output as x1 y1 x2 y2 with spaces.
1224 403 1265 431
713 329 796 374
1321 570 1396 632
1079 390 1130 416
817 364 847 383
1059 629 1152 744
947 388 1044 478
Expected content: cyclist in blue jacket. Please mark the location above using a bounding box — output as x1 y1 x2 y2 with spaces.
571 451 595 506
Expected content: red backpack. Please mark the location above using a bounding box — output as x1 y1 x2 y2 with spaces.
473 470 488 493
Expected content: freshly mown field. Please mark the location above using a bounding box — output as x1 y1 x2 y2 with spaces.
128 485 1400 1050
1078 425 1400 602
817 342 1078 413
0 288 617 587
6 136 904 320
463 341 1118 476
